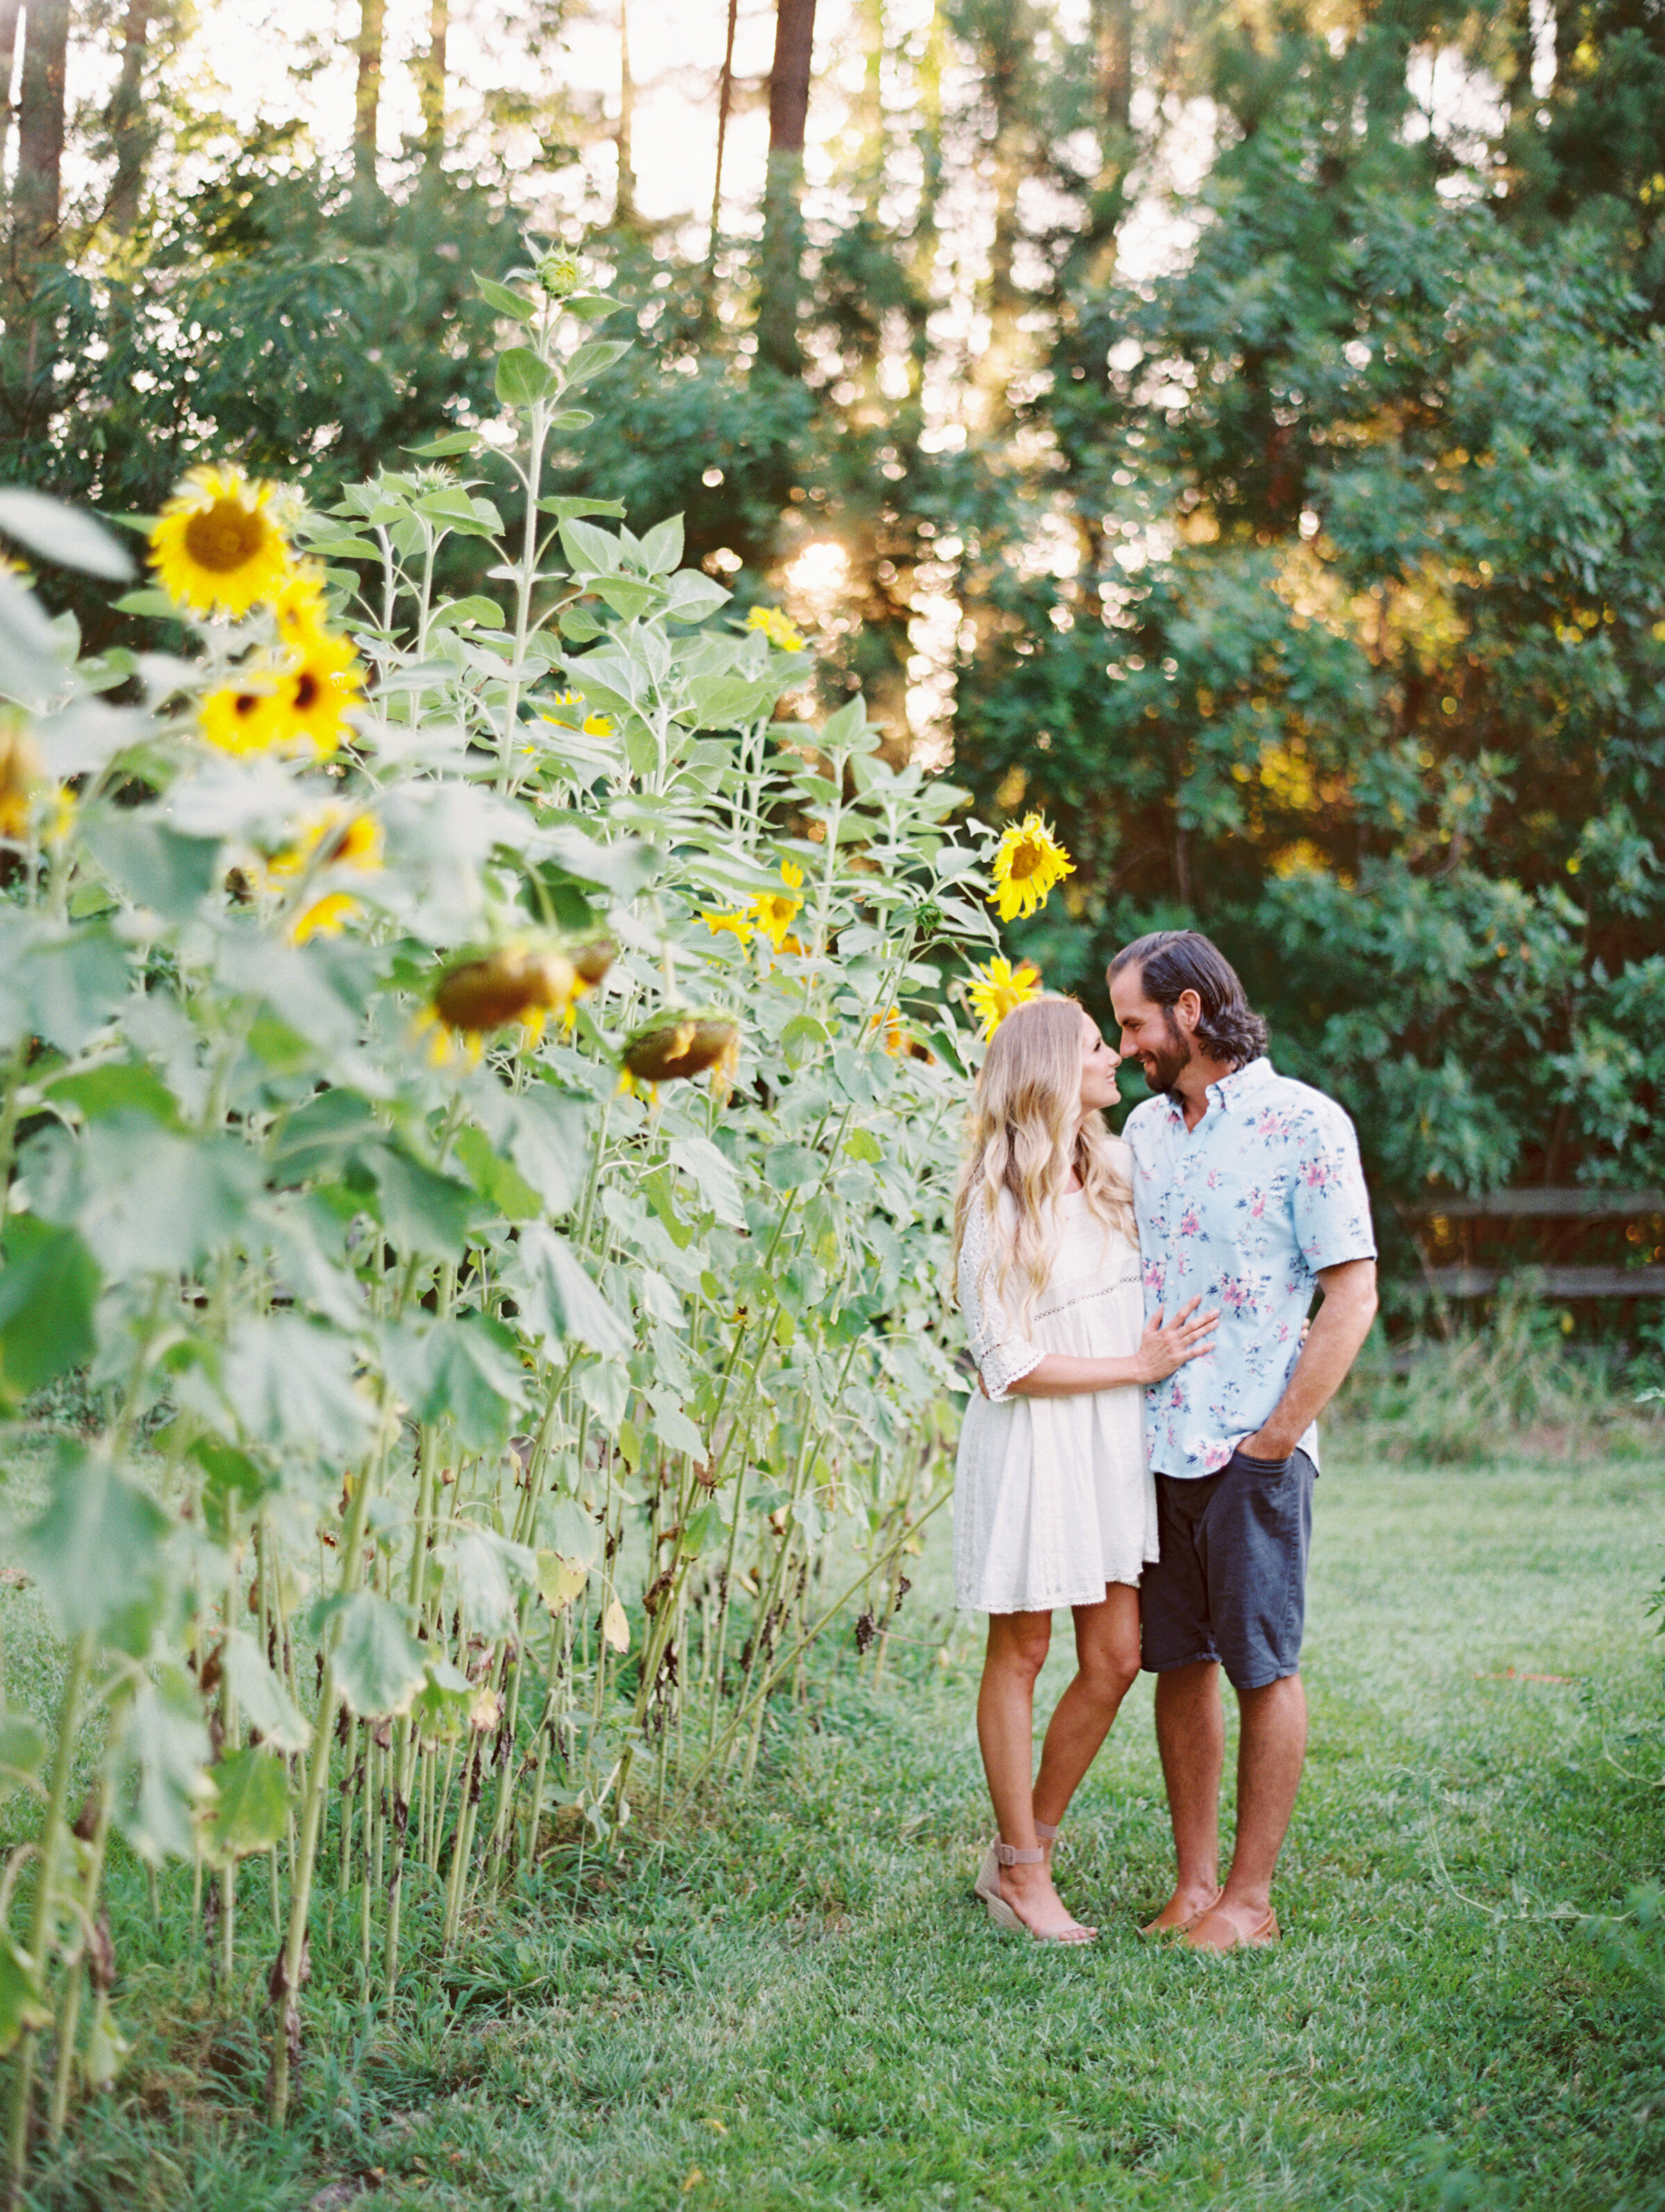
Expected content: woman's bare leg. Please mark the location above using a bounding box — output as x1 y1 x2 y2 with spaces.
975 1610 1093 1938
1032 1584 1142 1836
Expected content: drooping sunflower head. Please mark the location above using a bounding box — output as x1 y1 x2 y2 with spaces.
745 604 805 653
563 927 618 991
618 1010 741 1099
987 811 1075 924
753 859 806 951
966 953 1042 1041
150 465 293 620
429 942 580 1049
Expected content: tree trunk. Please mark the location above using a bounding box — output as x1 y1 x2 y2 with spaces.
420 0 448 166
615 0 636 226
702 0 739 332
857 0 883 222
354 0 386 192
756 0 818 380
1072 0 1133 286
0 0 22 200
970 3 1031 431
106 0 151 238
13 0 72 261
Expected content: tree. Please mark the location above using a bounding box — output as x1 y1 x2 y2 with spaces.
11 0 72 265
757 0 818 380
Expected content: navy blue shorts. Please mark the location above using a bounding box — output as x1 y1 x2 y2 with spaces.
1139 1446 1316 1691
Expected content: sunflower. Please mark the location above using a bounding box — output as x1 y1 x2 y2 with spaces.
420 941 581 1065
271 629 365 758
702 907 755 948
265 804 383 943
987 811 1075 924
745 605 805 652
0 718 43 840
753 860 805 951
272 566 333 657
871 1007 906 1057
967 955 1042 1040
150 465 293 620
618 1011 740 1100
201 677 287 757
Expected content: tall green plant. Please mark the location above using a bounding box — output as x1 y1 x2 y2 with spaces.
0 239 1016 2170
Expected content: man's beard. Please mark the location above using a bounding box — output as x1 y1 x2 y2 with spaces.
1141 1009 1193 1096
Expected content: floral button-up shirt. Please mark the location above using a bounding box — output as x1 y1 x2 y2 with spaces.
1123 1056 1375 1479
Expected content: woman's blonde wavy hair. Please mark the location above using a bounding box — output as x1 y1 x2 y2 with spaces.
951 993 1137 1330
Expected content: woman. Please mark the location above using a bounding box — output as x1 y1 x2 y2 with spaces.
952 995 1217 1943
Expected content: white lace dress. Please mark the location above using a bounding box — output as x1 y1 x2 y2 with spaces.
952 1170 1157 1614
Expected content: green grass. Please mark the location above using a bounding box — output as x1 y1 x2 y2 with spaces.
8 1436 1665 2212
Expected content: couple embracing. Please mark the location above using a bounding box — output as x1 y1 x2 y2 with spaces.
951 930 1378 1949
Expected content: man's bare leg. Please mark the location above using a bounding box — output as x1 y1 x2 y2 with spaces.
1185 1671 1307 1943
1145 1660 1225 1931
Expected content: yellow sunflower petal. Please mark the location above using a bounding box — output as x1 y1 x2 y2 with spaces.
988 811 1075 924
150 465 293 620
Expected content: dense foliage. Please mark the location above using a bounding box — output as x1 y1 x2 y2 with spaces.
0 265 1018 2170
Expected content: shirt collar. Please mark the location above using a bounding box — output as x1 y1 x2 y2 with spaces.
1204 1055 1273 1113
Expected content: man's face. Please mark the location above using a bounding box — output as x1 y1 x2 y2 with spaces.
1109 969 1192 1096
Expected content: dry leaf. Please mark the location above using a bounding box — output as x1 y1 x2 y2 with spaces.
536 1550 588 1614
602 1599 630 1653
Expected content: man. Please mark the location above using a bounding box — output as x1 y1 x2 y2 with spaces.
1108 930 1377 1951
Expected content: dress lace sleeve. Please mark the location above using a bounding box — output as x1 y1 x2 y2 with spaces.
958 1196 1045 1404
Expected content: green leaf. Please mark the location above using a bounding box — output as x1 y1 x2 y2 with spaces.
440 1528 536 1640
45 1059 181 1128
501 1085 591 1213
34 1116 260 1276
637 515 684 575
326 1590 429 1719
119 1667 213 1863
593 575 664 619
427 595 506 633
558 517 620 576
542 1496 602 1568
220 1631 310 1753
844 1129 884 1164
575 1357 629 1426
509 1225 632 1354
765 1144 825 1192
217 1315 376 1462
475 276 535 322
495 346 560 406
365 1144 477 1260
532 823 656 899
535 1551 588 1612
0 1932 50 2056
537 496 627 525
0 489 133 581
0 1219 99 1401
454 1123 542 1221
565 338 632 386
403 430 483 458
81 815 222 924
204 1747 292 1859
5 925 129 1055
18 1441 169 1652
270 1088 381 1182
668 1137 745 1228
382 1314 526 1453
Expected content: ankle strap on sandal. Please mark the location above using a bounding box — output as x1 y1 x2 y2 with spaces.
994 1840 1045 1867
1034 1822 1060 1843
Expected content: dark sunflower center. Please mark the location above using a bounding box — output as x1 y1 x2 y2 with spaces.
182 498 270 576
292 672 320 711
1009 841 1043 879
233 691 262 718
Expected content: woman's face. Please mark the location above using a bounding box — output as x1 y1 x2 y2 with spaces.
1077 1009 1122 1114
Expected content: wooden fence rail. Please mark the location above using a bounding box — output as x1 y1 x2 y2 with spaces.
1409 1189 1665 1300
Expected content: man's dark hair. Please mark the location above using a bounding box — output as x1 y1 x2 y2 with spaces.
1108 930 1269 1066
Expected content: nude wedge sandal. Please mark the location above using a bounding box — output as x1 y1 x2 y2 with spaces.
973 1839 1095 1944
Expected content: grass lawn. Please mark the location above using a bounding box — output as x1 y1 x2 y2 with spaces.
10 1437 1665 2211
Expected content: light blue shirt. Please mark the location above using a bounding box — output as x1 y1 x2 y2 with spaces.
1123 1057 1376 1479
